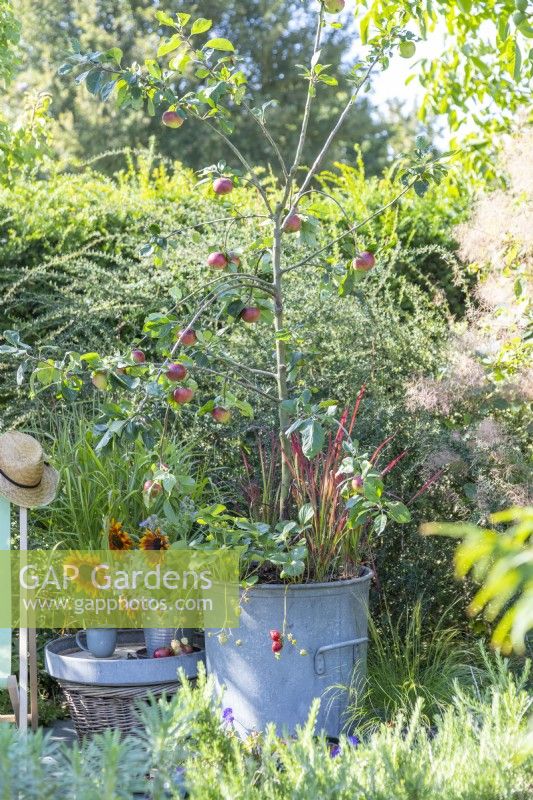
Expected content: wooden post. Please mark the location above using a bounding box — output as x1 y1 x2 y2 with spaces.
19 506 28 734
29 627 38 731
0 497 18 725
6 675 19 725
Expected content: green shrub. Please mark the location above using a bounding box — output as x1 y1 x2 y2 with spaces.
0 151 466 427
0 662 530 799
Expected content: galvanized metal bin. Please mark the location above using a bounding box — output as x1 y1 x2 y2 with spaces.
205 568 371 737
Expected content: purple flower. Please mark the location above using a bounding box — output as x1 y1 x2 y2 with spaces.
139 514 158 529
222 707 234 725
330 734 360 758
171 766 186 798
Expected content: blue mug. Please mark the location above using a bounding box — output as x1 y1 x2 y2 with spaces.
76 628 117 658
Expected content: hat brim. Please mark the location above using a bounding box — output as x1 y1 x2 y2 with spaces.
0 464 59 508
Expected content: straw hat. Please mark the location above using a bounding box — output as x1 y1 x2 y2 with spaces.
0 431 59 508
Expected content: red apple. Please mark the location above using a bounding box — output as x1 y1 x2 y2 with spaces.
228 251 241 267
269 630 281 641
144 479 163 496
283 213 302 233
178 328 197 346
272 640 283 653
162 110 185 129
351 475 364 492
207 251 228 269
131 348 146 364
323 0 345 13
213 177 234 195
212 406 231 424
91 370 108 391
166 362 187 381
173 386 194 404
153 647 173 658
353 251 376 271
240 306 261 323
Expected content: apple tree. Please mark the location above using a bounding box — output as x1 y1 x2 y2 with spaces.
5 1 451 512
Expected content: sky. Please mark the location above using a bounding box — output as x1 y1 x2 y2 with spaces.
371 27 446 106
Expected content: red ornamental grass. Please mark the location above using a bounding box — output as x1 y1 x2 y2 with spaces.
285 385 442 581
241 432 281 526
288 431 349 581
287 386 367 581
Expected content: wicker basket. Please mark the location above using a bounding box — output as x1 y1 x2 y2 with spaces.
58 679 179 739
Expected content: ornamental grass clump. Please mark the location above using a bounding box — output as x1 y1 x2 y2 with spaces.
232 389 440 583
285 390 413 582
343 603 486 730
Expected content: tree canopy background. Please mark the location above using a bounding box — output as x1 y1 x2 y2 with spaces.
6 0 414 174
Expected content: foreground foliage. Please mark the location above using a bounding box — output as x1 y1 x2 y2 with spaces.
425 507 533 654
0 662 531 799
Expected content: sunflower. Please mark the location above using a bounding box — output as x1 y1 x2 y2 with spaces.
108 518 134 551
68 551 103 597
139 528 170 551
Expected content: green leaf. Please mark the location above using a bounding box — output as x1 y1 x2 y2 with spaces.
85 69 102 95
197 400 215 416
413 179 429 197
318 73 338 86
300 419 325 459
16 363 26 386
2 330 30 350
105 47 123 65
502 35 521 78
363 475 384 502
281 398 298 414
457 0 472 12
498 16 510 41
285 418 306 435
513 40 522 80
95 419 127 451
33 362 61 387
145 59 162 79
517 22 533 38
298 504 315 526
234 399 254 418
373 513 387 534
169 51 192 72
100 80 116 102
280 559 306 578
386 501 412 524
360 13 371 45
157 34 183 58
191 18 213 35
155 11 178 28
204 38 235 52
80 352 101 364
